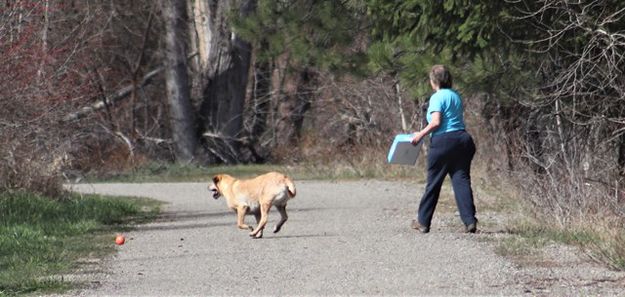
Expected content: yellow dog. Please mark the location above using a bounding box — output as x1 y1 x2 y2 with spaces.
208 172 296 239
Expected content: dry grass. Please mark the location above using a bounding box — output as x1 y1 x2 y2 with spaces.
491 199 625 271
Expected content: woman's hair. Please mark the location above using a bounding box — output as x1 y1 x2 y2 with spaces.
429 65 453 89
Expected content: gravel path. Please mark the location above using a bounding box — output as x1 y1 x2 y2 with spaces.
62 180 625 296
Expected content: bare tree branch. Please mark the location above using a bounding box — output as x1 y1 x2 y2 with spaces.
63 52 198 123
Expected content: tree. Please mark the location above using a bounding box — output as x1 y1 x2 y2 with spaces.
365 0 625 222
0 0 105 195
187 0 255 163
505 0 625 221
161 0 198 163
364 0 526 93
233 0 368 147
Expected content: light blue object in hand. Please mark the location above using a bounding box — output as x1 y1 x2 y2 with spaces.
387 134 422 165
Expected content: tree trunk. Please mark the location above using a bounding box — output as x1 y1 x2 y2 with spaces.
191 0 214 75
187 0 210 103
394 79 407 132
292 69 314 139
197 0 255 163
186 0 200 72
247 39 272 161
274 64 315 146
251 60 271 139
161 0 197 163
618 133 625 176
38 0 49 81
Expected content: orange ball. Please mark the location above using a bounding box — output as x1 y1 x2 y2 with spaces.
115 235 125 245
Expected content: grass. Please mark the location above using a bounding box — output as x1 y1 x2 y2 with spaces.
493 219 625 270
497 222 595 253
588 230 625 270
468 173 625 271
86 161 426 183
0 191 160 296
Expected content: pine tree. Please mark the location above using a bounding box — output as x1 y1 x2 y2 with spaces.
232 1 368 145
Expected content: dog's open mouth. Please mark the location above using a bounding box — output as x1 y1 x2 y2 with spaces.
210 188 221 199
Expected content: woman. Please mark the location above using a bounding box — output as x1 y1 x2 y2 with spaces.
410 65 478 233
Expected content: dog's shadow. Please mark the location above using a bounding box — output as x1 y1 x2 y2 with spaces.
133 211 234 232
264 233 337 239
142 208 335 236
137 221 233 232
156 211 232 222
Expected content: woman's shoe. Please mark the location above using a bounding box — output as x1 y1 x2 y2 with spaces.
411 220 430 233
465 220 478 233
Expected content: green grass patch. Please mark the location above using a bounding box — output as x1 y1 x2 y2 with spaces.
508 222 599 246
87 161 425 183
495 220 617 267
0 191 160 296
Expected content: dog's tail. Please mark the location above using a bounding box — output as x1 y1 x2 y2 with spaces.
284 176 296 198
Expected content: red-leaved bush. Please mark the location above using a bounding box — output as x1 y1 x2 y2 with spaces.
0 1 99 196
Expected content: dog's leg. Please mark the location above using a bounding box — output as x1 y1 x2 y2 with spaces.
250 203 270 238
273 205 288 234
253 211 263 238
236 206 253 231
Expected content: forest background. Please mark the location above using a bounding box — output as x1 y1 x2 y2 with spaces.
1 0 625 268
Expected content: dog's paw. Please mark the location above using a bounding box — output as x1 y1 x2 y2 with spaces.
238 224 253 231
249 231 263 239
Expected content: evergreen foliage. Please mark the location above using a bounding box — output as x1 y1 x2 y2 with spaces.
364 0 625 106
233 0 368 75
364 0 522 97
367 0 509 59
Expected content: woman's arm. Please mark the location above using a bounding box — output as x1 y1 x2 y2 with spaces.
411 112 441 145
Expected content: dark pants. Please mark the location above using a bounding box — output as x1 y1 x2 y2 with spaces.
418 130 477 227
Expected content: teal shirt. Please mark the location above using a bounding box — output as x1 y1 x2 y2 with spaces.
426 88 465 136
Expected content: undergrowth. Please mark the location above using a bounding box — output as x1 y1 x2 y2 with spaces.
496 218 625 271
0 191 160 296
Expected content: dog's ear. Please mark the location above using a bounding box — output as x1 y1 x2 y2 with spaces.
212 175 221 184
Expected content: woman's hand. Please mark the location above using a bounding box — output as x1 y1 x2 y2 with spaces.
412 112 441 145
411 132 423 145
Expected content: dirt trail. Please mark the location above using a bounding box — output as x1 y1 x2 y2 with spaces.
62 180 625 296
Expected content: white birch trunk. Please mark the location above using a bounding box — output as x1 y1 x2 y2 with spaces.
395 80 407 132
